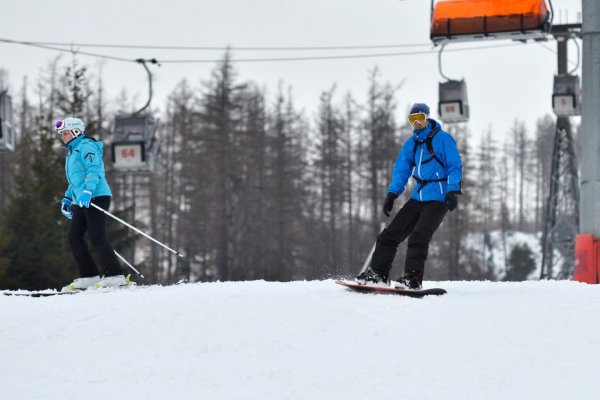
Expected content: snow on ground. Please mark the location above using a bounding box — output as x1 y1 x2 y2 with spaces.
1 280 599 400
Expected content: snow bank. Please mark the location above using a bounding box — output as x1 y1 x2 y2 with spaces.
1 280 599 399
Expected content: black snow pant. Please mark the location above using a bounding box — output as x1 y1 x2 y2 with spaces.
68 196 122 278
370 198 448 280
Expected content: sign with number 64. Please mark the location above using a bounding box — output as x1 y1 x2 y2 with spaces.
112 142 146 169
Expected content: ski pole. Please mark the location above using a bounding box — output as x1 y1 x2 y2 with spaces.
114 250 145 279
359 222 386 275
91 203 184 258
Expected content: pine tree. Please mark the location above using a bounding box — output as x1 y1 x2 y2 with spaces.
0 118 74 289
361 68 400 237
198 52 245 281
160 79 200 283
314 86 346 272
505 243 535 281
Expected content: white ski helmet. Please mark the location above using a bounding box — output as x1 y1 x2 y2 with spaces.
54 117 85 137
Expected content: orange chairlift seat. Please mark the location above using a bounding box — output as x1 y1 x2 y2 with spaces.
431 0 552 44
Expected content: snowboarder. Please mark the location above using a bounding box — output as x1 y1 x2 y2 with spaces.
355 103 462 289
56 117 127 291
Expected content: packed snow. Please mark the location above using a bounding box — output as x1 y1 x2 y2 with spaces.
1 279 599 399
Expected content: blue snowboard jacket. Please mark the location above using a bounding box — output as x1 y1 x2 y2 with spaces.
64 135 112 203
387 119 462 202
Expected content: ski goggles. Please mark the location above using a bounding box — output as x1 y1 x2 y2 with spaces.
54 120 66 133
408 112 427 125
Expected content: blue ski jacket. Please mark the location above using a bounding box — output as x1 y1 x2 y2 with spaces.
64 135 112 203
387 119 462 202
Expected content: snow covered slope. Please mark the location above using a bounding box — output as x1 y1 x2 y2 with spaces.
1 280 599 399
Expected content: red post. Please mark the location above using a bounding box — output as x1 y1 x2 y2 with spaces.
574 234 599 284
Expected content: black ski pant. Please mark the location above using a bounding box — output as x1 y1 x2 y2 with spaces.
68 196 122 278
370 198 448 280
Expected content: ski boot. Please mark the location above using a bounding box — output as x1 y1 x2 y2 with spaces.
95 274 132 289
392 270 423 290
61 276 101 292
354 268 389 287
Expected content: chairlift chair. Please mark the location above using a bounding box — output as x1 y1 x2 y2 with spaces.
431 0 553 45
438 79 470 123
0 92 15 152
110 59 160 172
111 116 156 171
552 74 581 117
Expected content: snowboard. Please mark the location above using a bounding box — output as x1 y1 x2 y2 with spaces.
335 279 447 298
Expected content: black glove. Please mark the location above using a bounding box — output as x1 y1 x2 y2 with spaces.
382 192 399 217
446 191 461 212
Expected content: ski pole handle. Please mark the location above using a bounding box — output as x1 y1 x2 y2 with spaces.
91 203 184 258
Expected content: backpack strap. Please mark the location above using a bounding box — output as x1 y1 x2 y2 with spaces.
412 175 446 193
413 127 445 169
411 125 448 193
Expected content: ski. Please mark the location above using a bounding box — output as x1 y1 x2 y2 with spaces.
3 284 137 297
3 290 80 297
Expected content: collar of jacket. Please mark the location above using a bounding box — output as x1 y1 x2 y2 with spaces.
413 119 438 140
64 134 85 151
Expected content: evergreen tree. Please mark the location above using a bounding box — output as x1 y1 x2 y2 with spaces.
154 79 199 283
361 68 400 237
198 52 245 281
505 243 535 281
264 86 307 280
314 86 345 273
0 120 74 289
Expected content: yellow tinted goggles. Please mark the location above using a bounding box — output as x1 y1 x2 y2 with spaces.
408 112 427 125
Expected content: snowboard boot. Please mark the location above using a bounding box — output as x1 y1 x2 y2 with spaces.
354 268 389 287
62 275 101 292
95 274 132 289
393 270 423 290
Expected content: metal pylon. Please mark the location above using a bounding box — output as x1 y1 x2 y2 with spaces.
540 117 579 279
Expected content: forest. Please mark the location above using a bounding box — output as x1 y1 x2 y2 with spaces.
0 53 572 290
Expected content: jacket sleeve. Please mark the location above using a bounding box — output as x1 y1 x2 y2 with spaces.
442 133 462 192
387 138 415 195
64 185 73 200
80 141 103 194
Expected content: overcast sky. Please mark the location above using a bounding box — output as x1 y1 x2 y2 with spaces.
0 0 583 142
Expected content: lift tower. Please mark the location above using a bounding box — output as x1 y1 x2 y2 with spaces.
540 23 581 279
573 0 600 284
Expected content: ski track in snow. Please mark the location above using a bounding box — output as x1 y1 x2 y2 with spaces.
1 280 599 400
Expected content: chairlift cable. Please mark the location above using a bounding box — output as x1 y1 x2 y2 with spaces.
568 35 581 74
6 40 434 52
536 41 580 68
0 36 566 64
0 38 132 62
157 42 527 63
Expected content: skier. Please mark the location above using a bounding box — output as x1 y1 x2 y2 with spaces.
355 103 462 289
56 117 128 291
